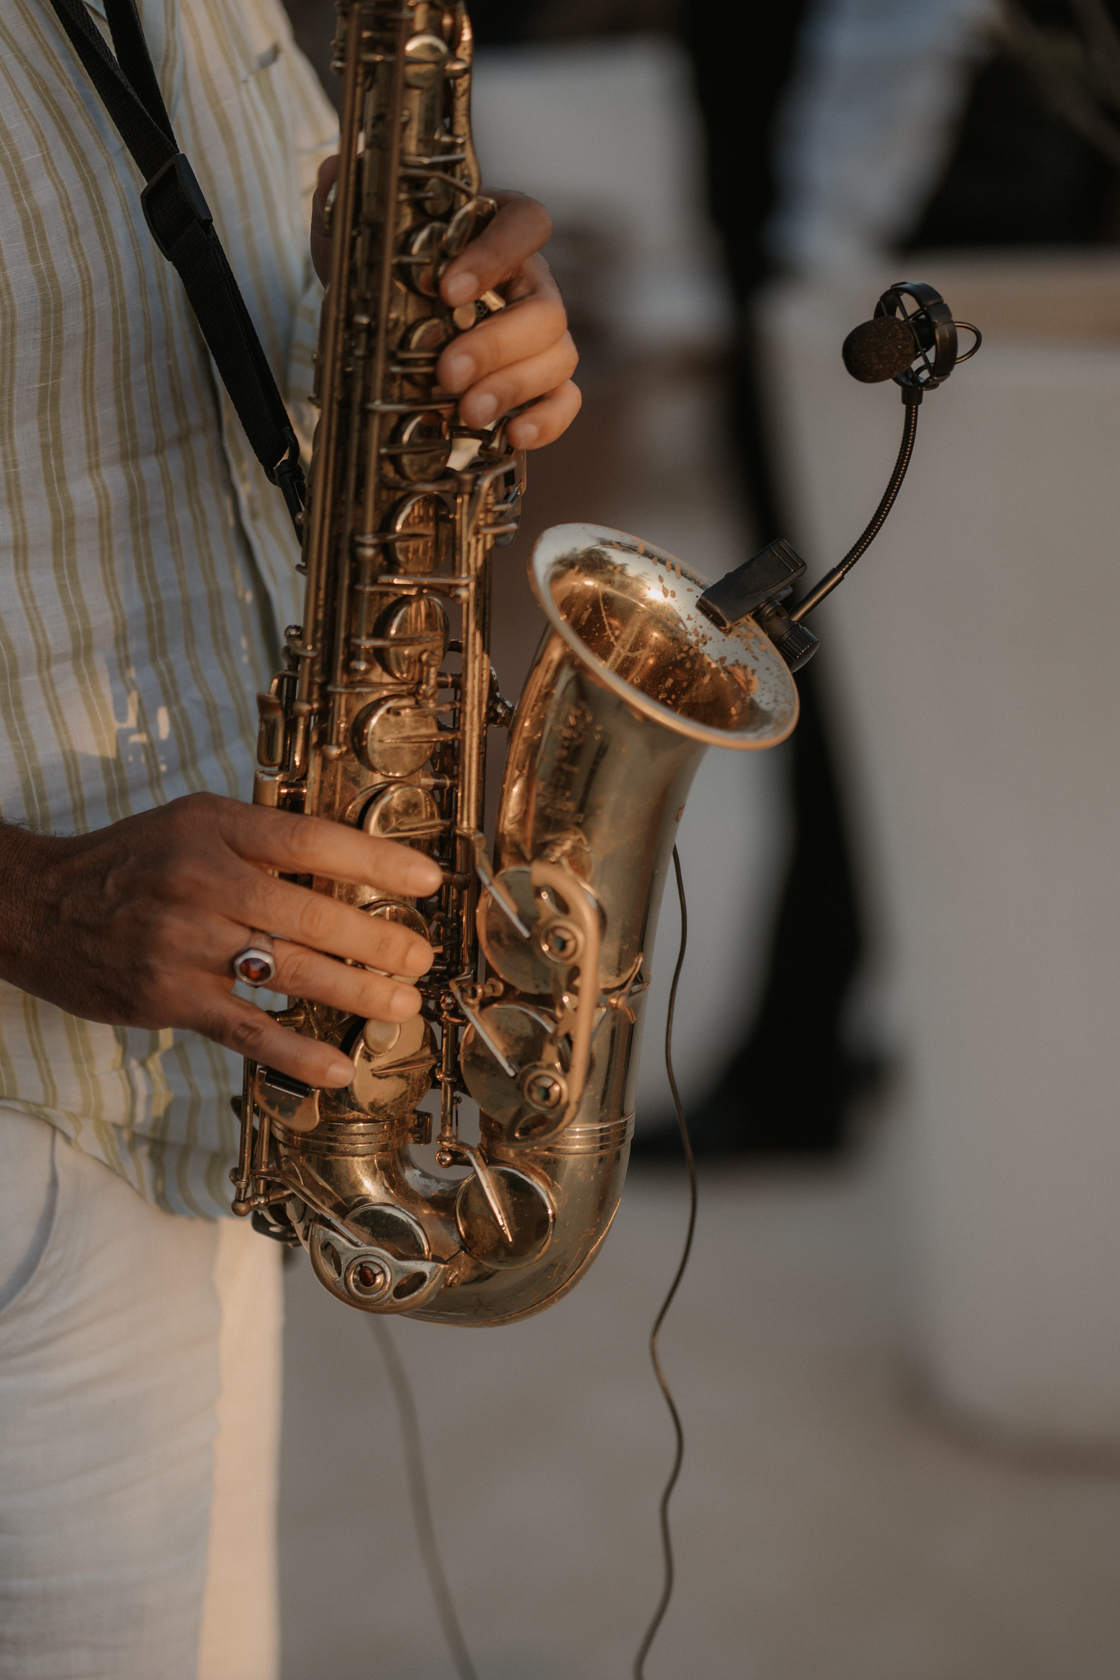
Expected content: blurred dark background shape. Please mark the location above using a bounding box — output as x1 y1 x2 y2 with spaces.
907 0 1120 246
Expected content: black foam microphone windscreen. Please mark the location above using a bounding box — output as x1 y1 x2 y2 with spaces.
841 316 916 383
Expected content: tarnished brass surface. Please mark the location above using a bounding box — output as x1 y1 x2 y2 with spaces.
230 0 798 1323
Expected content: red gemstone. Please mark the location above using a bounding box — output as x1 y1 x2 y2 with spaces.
239 956 271 984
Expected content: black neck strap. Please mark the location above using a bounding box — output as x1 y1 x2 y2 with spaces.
48 0 306 534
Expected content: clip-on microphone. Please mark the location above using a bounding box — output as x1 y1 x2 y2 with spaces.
698 282 981 668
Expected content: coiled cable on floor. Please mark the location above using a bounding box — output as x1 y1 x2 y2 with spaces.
633 844 696 1679
370 1318 479 1680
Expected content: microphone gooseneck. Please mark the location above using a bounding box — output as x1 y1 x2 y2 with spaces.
790 391 921 622
696 280 980 669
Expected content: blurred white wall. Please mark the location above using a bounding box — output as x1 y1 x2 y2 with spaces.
471 35 732 350
760 255 1120 1447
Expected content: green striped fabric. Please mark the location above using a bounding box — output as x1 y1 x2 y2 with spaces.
0 0 335 1216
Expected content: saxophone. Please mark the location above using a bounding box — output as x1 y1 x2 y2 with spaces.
230 0 799 1324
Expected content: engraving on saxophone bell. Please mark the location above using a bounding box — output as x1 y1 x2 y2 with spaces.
230 0 799 1327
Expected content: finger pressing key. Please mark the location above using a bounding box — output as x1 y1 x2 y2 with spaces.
223 804 444 900
216 869 437 976
260 940 425 1024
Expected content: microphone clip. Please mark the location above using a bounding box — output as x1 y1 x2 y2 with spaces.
698 539 819 672
843 280 981 394
876 280 959 390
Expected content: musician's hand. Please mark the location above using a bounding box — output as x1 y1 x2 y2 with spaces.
310 155 340 286
0 796 442 1090
310 164 579 450
438 192 580 449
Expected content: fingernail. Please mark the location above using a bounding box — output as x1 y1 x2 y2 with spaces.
406 858 442 894
469 392 498 427
445 270 478 306
443 353 473 391
511 419 538 447
390 986 420 1020
325 1057 354 1088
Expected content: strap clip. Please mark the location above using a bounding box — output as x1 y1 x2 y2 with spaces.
269 429 306 530
141 153 213 261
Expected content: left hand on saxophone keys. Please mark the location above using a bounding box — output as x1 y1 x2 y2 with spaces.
310 165 580 451
436 192 581 450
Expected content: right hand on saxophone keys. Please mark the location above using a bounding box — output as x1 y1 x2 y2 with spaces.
0 794 442 1091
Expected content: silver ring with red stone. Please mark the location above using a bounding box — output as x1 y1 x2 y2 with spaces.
232 931 278 989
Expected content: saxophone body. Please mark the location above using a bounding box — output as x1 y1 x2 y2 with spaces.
231 0 799 1324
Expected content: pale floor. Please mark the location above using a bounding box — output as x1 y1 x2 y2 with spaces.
277 1136 1120 1680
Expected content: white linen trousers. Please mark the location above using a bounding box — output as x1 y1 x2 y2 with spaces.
0 1107 283 1680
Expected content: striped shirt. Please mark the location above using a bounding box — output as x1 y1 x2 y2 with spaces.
0 0 336 1216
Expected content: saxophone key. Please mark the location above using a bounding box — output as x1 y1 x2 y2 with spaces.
352 695 442 776
359 783 444 841
454 1163 554 1271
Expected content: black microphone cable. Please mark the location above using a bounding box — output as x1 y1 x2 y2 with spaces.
633 844 697 1680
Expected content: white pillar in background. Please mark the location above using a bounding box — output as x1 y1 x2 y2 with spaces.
760 257 1120 1448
